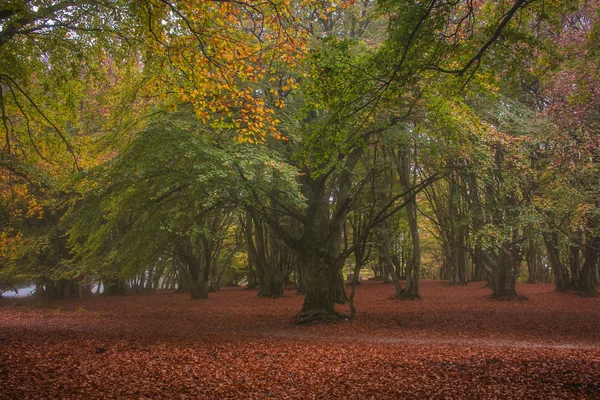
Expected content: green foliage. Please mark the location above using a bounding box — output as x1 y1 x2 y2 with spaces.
67 109 304 279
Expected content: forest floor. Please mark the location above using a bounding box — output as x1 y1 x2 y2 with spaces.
1 280 599 399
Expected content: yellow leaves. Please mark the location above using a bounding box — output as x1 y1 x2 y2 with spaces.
139 0 310 142
0 229 23 261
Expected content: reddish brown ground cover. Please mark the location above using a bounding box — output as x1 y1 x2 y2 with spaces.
1 280 599 399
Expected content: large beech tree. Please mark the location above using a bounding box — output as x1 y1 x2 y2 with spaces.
2 0 599 315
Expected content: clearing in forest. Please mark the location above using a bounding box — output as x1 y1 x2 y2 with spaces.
1 280 599 399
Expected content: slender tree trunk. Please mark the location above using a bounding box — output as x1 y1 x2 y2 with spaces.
381 227 403 297
246 267 258 289
466 172 486 282
578 233 600 295
569 236 581 288
526 240 538 284
456 225 468 285
398 149 421 297
188 256 209 299
543 231 569 292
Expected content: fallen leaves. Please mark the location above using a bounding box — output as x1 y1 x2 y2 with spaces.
0 281 599 399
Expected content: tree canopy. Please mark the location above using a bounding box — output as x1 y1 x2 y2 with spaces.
1 0 599 322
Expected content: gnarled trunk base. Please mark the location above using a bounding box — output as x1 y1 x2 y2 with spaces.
295 254 347 324
190 283 209 299
295 309 347 324
258 274 284 298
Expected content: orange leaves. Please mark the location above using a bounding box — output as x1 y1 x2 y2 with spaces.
141 0 308 142
1 281 600 398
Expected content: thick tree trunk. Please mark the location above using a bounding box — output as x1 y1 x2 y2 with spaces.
189 280 208 299
292 168 352 322
295 253 346 324
481 240 522 299
176 237 211 300
261 146 362 322
489 252 519 298
259 273 284 298
578 234 600 295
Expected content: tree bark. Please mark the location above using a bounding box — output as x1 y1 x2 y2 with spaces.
296 253 346 324
578 233 600 295
526 240 538 284
543 231 569 292
381 226 403 297
396 148 421 297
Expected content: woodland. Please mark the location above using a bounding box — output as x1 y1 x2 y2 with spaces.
0 0 600 398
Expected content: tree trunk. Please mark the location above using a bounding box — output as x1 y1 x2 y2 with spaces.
456 224 468 285
246 212 289 298
481 239 522 300
188 255 209 299
176 238 211 300
466 172 486 282
295 253 346 324
189 280 209 299
578 234 600 295
489 250 520 298
103 278 128 296
526 240 538 284
381 227 403 297
259 273 284 298
246 267 258 289
543 231 569 292
398 149 421 297
569 238 581 289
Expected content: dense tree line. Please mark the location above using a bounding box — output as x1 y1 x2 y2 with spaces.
1 0 598 323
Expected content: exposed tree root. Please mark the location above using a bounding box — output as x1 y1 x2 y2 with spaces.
577 288 599 297
258 292 284 299
448 281 468 286
488 293 528 301
294 309 348 325
390 291 421 300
